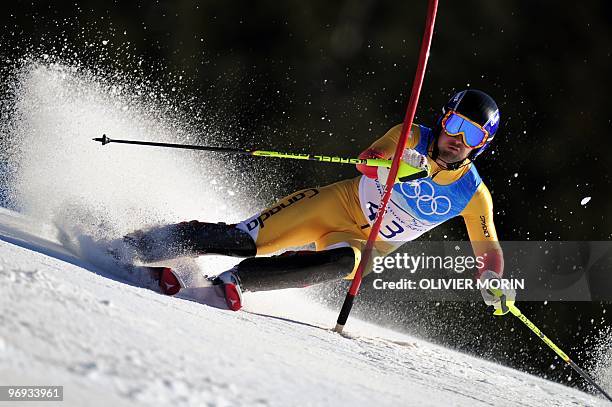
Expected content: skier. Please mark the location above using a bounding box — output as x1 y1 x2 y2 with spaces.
123 89 512 312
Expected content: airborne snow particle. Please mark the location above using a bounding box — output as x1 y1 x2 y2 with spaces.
580 196 591 206
102 40 109 45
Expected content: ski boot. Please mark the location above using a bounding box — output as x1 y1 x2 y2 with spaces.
159 267 182 296
209 268 243 311
115 264 183 295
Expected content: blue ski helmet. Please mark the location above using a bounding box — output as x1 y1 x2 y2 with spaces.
440 89 499 161
432 89 500 169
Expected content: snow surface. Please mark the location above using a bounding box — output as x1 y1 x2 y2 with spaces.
0 208 608 407
0 61 608 407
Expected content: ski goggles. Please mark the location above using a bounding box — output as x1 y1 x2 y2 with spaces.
441 111 490 148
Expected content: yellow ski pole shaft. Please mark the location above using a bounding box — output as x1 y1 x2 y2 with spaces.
93 134 427 182
507 303 612 402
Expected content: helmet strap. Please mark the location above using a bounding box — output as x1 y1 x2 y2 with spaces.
430 153 469 171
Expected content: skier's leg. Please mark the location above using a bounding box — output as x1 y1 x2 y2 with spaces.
124 220 257 262
209 244 358 311
231 246 359 291
212 234 397 310
209 178 375 308
124 179 359 262
232 225 400 292
209 245 359 311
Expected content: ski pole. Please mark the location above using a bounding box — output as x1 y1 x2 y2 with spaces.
92 134 427 182
491 290 612 402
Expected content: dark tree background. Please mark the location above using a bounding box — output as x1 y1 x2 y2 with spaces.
1 0 611 392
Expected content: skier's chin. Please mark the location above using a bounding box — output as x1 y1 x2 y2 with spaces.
438 150 466 164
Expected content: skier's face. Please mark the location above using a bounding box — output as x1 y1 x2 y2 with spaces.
437 130 474 163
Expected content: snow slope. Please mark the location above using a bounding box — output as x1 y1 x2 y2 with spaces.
0 208 608 407
0 61 608 407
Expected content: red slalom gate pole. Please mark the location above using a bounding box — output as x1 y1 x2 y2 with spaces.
334 0 439 333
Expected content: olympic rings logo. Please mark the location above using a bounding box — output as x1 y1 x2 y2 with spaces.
399 180 452 216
